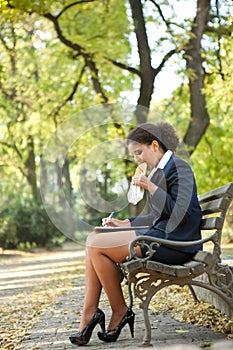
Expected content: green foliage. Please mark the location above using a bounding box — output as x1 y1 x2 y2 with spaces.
0 203 64 249
0 0 133 207
192 34 233 194
15 204 64 248
0 215 17 250
0 0 232 246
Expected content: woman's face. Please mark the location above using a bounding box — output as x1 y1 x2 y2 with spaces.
128 141 164 171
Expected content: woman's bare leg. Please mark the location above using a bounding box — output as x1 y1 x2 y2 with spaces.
87 245 128 330
86 230 142 330
78 248 102 330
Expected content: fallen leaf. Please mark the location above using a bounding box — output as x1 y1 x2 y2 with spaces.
175 329 189 333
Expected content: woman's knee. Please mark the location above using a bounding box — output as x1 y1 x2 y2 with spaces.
86 231 98 248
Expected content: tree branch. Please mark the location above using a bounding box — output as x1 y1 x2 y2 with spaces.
56 0 97 19
43 12 108 103
43 13 84 54
0 139 22 160
104 57 140 76
149 0 183 34
52 64 87 122
85 56 108 102
154 48 178 75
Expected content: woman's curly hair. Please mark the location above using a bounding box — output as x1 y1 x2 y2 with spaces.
126 122 179 152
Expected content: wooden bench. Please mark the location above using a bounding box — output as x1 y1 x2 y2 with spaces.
122 182 233 346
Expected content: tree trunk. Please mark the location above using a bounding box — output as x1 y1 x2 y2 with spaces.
62 158 73 207
24 135 39 203
183 0 211 154
129 0 156 122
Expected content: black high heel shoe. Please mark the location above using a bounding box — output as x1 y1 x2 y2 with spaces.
69 308 105 346
97 308 135 343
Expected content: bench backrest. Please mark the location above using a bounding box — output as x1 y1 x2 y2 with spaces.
198 182 233 257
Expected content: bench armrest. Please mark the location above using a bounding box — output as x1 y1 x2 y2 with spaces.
127 233 217 261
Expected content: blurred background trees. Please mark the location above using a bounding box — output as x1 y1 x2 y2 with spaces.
0 0 232 249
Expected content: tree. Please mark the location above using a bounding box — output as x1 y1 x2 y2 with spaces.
0 13 40 202
127 0 232 154
3 0 232 152
0 1 132 202
0 0 232 245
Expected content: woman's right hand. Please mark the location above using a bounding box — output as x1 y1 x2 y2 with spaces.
132 174 157 195
102 217 131 228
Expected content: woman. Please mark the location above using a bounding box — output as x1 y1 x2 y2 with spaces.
69 122 202 346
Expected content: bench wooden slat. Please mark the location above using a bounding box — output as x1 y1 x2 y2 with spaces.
123 259 144 273
193 250 214 265
200 197 229 215
172 265 191 277
160 264 177 276
183 261 205 276
146 261 176 276
198 182 233 203
146 261 205 278
201 216 224 230
146 261 163 272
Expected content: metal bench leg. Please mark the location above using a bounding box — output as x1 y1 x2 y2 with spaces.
127 279 134 309
126 277 153 346
188 284 199 303
140 300 153 347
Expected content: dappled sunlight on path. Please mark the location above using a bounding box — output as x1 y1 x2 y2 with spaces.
0 248 85 303
0 246 232 350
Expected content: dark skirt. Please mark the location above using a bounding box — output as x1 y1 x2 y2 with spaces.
135 228 195 264
140 244 195 264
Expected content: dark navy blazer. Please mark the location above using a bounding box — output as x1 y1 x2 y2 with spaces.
130 155 202 254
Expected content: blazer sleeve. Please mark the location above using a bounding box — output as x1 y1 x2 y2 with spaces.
128 212 155 227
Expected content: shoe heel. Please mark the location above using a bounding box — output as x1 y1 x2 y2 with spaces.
128 314 135 338
99 315 105 332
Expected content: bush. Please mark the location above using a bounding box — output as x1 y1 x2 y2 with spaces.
0 202 65 250
0 215 17 250
15 204 65 248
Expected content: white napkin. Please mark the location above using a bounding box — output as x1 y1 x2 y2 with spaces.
127 163 147 205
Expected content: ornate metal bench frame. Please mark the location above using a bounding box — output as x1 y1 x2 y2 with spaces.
122 182 233 346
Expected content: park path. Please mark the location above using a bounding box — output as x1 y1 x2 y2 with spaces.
0 246 232 350
0 247 85 304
